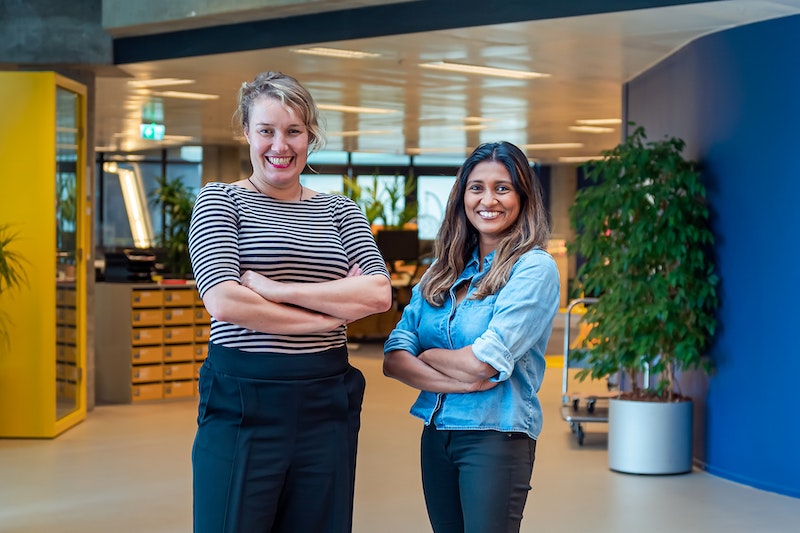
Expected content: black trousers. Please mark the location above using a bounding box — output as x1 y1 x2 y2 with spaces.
192 343 365 533
420 425 537 533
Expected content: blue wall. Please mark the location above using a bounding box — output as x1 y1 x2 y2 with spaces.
625 15 800 498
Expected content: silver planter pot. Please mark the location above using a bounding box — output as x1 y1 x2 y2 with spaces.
608 398 693 475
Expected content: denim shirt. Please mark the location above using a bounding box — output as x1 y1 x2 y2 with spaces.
384 247 561 440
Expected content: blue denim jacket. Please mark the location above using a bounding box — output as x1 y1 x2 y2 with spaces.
384 247 561 440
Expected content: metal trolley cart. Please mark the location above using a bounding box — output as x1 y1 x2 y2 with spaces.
560 297 613 445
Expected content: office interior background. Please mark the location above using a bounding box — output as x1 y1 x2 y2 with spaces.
0 0 798 509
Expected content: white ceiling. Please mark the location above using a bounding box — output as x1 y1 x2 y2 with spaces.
94 1 800 164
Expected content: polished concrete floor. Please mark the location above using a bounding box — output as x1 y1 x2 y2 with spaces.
1 341 798 532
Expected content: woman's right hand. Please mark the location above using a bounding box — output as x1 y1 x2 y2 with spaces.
465 378 499 393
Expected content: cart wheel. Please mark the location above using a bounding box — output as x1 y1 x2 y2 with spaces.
587 398 596 414
569 421 578 435
572 398 579 411
577 426 585 446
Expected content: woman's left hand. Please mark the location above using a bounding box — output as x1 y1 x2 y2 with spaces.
241 270 286 303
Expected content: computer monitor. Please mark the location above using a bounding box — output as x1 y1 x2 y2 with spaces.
376 229 419 264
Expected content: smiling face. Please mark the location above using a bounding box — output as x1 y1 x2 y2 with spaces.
243 95 309 197
463 160 521 256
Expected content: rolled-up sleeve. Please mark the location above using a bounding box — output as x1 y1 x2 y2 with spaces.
472 251 561 381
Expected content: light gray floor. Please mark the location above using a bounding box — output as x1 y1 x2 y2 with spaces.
1 342 798 532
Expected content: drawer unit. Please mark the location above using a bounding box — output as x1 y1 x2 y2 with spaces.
132 346 164 365
132 383 164 402
96 283 211 404
131 308 163 327
132 364 164 383
163 307 194 325
164 344 195 363
164 380 195 399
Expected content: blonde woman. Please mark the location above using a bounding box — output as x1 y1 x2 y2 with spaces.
189 71 392 533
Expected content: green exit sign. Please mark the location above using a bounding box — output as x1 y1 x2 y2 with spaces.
140 122 165 140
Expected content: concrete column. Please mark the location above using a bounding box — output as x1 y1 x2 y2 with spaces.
549 164 577 240
549 164 578 294
0 0 111 64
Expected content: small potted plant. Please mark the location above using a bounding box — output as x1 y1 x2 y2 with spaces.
568 124 720 474
0 224 29 349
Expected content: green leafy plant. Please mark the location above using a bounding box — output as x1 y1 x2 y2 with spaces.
343 174 384 227
568 125 719 401
150 175 196 278
343 171 417 230
0 224 29 348
380 172 417 229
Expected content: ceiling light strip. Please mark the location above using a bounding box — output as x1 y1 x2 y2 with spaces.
525 142 584 150
291 47 380 59
153 91 220 100
419 61 550 80
318 103 396 114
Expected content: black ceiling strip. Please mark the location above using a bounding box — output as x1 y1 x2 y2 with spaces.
113 0 715 64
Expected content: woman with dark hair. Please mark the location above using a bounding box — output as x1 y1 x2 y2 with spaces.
384 141 561 533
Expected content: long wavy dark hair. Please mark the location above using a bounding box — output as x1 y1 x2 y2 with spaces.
421 141 551 306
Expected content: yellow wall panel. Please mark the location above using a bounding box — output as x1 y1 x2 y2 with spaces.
0 71 87 437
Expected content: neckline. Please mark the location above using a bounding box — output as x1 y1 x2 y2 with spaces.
247 177 303 201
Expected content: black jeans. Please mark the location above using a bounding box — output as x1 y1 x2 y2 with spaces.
420 425 536 533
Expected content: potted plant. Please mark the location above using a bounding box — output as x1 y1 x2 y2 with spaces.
343 172 419 266
0 224 29 349
150 175 196 279
568 124 719 474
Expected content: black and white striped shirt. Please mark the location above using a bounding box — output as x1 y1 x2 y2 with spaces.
189 182 389 354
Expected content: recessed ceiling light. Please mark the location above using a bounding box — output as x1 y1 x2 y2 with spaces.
464 116 494 123
559 155 604 163
128 78 195 88
291 47 380 59
328 130 394 137
153 91 219 100
318 103 396 114
406 147 471 155
575 118 622 126
163 135 196 142
525 142 584 150
568 125 615 134
419 61 550 80
451 125 488 131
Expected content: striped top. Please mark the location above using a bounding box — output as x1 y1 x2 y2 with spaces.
188 182 389 354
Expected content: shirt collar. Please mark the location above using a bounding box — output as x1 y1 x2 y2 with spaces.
465 247 496 275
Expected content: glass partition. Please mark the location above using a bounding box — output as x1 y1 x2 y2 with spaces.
55 86 81 419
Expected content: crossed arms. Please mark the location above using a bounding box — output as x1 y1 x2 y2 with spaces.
202 265 392 335
384 345 499 394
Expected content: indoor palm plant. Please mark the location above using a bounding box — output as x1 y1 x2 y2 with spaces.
151 175 196 279
568 125 719 474
0 224 29 349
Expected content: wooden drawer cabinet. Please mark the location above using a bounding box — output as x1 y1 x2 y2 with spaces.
132 364 164 383
164 307 194 325
164 344 194 363
131 290 163 308
133 383 164 402
164 325 194 344
132 346 164 365
164 289 194 308
96 283 211 404
132 327 164 346
131 309 163 327
164 380 195 399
